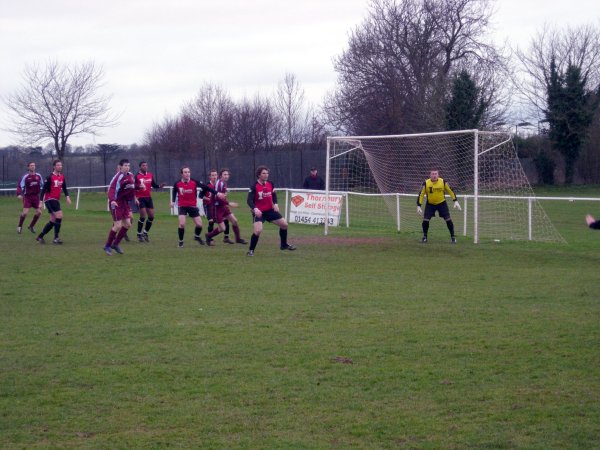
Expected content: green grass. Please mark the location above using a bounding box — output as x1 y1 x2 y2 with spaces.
1 189 600 448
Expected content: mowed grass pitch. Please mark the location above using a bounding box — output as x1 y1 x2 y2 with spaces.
1 189 599 449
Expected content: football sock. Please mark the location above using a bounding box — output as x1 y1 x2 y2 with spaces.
18 214 26 227
208 221 214 233
144 217 154 232
178 227 185 241
53 218 62 238
224 220 230 236
279 228 288 247
194 226 202 238
113 227 128 245
30 213 40 227
137 218 145 234
233 224 241 240
207 227 221 238
106 229 117 247
422 220 429 237
249 233 259 251
40 221 54 237
446 219 455 237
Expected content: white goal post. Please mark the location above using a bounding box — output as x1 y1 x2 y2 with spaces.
325 130 564 243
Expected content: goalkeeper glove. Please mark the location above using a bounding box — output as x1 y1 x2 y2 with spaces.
453 201 462 211
417 206 423 215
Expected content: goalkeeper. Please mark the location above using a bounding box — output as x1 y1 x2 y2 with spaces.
417 169 461 243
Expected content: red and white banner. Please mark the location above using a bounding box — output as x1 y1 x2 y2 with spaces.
289 191 343 226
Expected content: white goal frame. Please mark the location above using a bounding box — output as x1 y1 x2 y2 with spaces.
324 130 564 244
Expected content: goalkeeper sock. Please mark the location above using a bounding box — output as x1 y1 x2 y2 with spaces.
446 219 455 237
422 220 429 237
249 233 259 251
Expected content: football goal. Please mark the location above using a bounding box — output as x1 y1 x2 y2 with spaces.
325 130 564 243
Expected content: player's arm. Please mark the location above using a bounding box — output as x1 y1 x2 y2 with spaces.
40 175 51 200
151 178 162 189
16 175 26 197
416 182 426 214
445 181 461 210
170 182 178 205
62 178 71 204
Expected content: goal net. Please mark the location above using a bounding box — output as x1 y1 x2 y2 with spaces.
325 130 564 243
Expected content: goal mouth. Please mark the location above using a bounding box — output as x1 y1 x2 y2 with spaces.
325 130 565 244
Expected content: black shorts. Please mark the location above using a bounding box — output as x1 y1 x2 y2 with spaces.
178 206 200 218
252 209 283 223
424 201 450 220
138 197 154 209
45 199 61 214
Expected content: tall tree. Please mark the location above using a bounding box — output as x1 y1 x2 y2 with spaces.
325 0 506 135
546 60 597 184
445 70 488 130
4 60 118 161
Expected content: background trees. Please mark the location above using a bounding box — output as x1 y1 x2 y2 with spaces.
4 61 118 161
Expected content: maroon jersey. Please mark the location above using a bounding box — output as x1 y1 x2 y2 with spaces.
247 180 278 212
135 171 159 199
172 179 216 208
203 181 215 206
17 172 43 198
108 172 136 203
41 173 69 201
213 178 230 206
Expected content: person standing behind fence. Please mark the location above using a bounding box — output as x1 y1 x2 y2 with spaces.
302 167 325 190
135 161 165 242
36 160 71 245
16 162 43 234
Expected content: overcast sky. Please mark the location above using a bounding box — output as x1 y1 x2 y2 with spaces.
0 0 598 147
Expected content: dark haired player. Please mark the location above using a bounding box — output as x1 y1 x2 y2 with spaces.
205 168 247 246
246 165 296 256
36 160 71 244
16 162 43 234
135 161 165 242
417 169 461 244
170 166 222 248
104 159 137 255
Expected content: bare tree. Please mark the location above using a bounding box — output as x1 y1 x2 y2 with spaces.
4 60 118 160
325 0 507 135
274 73 311 150
514 24 600 118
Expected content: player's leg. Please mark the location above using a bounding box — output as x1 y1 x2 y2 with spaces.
104 219 122 255
143 206 155 241
272 217 296 250
192 214 205 245
439 202 456 243
247 218 263 256
29 204 41 232
37 201 59 244
226 213 246 244
137 205 147 241
112 216 131 253
223 219 233 244
421 204 435 243
52 209 64 244
177 212 186 247
17 206 30 233
205 220 223 246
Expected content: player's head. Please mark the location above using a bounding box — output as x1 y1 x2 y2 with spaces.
180 166 191 180
208 169 218 183
256 165 269 181
139 161 148 172
118 159 130 173
219 168 230 181
430 169 439 181
52 160 63 172
27 161 36 172
310 167 317 175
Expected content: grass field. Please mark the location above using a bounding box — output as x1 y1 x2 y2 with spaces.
1 188 600 448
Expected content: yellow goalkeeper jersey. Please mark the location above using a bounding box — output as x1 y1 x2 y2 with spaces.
417 177 457 206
